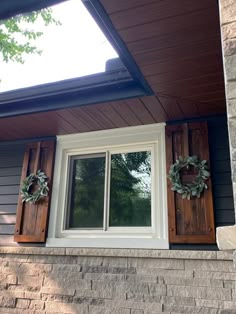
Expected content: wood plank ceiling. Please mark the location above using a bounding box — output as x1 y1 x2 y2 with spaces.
0 0 226 141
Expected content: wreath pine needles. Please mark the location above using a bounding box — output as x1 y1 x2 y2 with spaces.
21 170 49 204
168 155 210 200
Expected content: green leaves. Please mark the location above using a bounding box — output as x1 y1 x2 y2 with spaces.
21 170 49 204
168 155 210 200
0 7 61 64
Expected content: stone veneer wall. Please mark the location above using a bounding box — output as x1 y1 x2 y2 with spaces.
220 0 236 216
0 248 235 313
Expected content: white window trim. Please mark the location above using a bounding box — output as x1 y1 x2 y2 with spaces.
47 123 169 249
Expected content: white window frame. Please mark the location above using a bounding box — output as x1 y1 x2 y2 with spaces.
47 123 169 249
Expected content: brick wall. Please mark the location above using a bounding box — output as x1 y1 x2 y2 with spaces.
220 0 236 218
0 248 235 313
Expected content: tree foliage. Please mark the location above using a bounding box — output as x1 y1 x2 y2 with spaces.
70 156 106 228
69 151 151 229
109 152 151 227
0 8 61 64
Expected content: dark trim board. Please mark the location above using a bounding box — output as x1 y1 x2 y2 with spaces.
0 137 56 147
0 81 148 118
82 0 153 95
170 244 218 251
166 114 228 126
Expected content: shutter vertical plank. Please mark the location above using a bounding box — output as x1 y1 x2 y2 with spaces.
14 141 55 243
166 122 215 243
183 123 189 157
17 145 38 237
39 144 55 237
173 130 184 236
185 126 202 236
33 142 41 174
173 127 189 236
14 146 30 237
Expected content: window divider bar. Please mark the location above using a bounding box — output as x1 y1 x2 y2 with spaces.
64 156 74 230
103 151 110 231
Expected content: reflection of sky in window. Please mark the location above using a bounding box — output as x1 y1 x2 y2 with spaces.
0 0 118 92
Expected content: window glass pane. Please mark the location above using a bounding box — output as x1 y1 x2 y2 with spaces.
109 151 151 227
67 154 105 228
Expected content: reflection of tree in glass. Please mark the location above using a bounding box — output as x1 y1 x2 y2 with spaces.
69 151 151 229
110 151 151 227
69 156 105 228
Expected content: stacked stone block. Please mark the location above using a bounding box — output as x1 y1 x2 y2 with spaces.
220 0 236 215
0 248 235 313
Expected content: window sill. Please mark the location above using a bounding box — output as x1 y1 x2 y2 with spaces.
46 237 169 250
0 246 232 261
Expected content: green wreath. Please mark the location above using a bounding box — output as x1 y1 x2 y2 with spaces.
21 170 49 204
168 156 210 200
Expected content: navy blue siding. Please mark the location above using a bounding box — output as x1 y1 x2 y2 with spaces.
0 144 24 245
208 117 235 228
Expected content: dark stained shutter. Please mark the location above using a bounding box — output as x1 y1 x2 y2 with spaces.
14 141 55 242
166 122 215 243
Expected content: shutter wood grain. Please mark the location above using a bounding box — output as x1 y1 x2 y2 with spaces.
166 122 215 243
14 140 55 243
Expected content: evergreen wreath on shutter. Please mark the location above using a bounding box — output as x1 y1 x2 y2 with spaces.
168 155 210 200
21 170 49 204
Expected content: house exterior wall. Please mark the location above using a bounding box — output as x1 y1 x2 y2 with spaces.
219 0 236 219
0 247 234 313
208 117 234 227
0 143 24 245
0 117 234 247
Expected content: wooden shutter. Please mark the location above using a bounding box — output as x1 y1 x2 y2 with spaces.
166 122 215 243
14 140 55 243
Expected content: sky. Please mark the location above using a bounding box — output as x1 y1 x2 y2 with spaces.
0 0 118 93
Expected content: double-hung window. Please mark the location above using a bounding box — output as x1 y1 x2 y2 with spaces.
47 123 168 249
